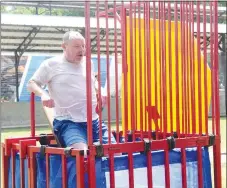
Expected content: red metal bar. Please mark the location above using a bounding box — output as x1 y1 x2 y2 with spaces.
105 0 111 144
146 151 153 188
11 150 16 188
167 2 173 135
180 2 185 135
145 2 153 186
181 148 187 187
96 0 102 144
197 2 203 136
128 152 134 188
196 3 204 188
161 1 167 139
174 2 180 136
190 2 196 135
2 145 9 188
61 155 67 188
46 154 50 188
20 151 26 188
75 152 85 188
29 151 37 188
85 3 96 188
185 2 190 135
85 1 93 147
113 0 120 143
109 154 115 188
145 1 152 139
129 1 136 141
19 139 36 188
121 2 129 140
203 2 208 135
144 2 147 133
197 146 203 188
138 1 144 140
210 2 215 134
133 3 137 133
30 93 35 137
161 2 170 187
88 154 96 188
153 1 158 139
158 2 163 133
213 2 222 188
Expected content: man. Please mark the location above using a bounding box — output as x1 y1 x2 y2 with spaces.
27 31 116 150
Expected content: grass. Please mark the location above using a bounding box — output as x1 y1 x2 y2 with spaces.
1 118 226 187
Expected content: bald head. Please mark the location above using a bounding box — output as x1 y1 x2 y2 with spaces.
62 31 85 44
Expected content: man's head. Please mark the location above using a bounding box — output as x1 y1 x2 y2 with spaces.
61 31 85 64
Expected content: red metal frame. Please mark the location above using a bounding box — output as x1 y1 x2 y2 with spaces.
1 1 222 188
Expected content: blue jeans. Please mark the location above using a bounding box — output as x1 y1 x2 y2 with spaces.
53 118 116 147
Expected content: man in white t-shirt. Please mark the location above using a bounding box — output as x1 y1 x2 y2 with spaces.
27 31 116 150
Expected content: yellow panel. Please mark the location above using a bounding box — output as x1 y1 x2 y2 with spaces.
121 17 212 134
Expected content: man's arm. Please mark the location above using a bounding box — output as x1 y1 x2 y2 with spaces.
27 80 55 108
27 61 54 108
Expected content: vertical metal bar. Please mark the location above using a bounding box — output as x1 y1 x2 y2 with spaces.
188 2 193 135
144 2 147 133
46 154 50 188
105 0 111 144
11 150 16 188
167 1 173 135
180 2 185 135
196 2 202 136
158 1 163 133
181 148 187 187
138 1 144 139
196 4 203 188
2 146 9 188
213 2 222 188
109 154 115 188
129 1 136 141
85 2 96 188
145 3 153 187
121 2 129 140
210 2 215 134
174 2 180 136
113 0 120 143
161 3 170 188
128 152 134 188
161 1 167 139
30 93 35 137
133 3 138 133
88 154 96 188
197 146 203 188
203 2 208 135
29 151 37 188
76 152 85 188
146 1 152 139
96 0 103 144
20 156 25 188
190 2 196 135
185 2 190 135
62 155 67 188
153 1 158 139
85 1 93 146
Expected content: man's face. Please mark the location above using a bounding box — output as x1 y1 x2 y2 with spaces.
62 38 85 63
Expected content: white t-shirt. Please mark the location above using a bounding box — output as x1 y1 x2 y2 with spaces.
30 55 98 122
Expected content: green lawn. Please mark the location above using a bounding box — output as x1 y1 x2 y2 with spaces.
1 118 226 187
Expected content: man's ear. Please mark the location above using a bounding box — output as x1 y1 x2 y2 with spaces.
61 43 66 50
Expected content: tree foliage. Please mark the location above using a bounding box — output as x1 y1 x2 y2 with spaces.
1 6 96 17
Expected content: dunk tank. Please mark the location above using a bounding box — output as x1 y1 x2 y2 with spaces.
1 1 222 188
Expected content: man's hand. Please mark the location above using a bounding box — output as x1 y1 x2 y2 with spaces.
41 94 55 108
